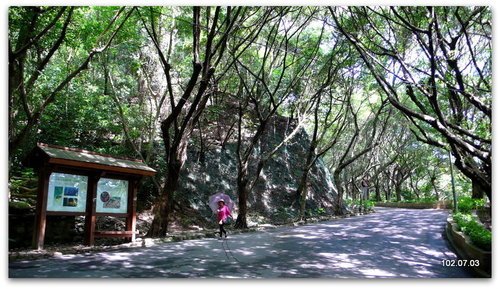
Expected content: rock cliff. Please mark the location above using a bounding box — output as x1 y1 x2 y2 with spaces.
176 116 340 225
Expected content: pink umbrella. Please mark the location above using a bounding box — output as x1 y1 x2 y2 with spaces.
209 192 235 214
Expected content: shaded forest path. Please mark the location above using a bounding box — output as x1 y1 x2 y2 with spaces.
9 207 473 278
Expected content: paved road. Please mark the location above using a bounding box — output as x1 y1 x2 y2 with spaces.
9 207 473 278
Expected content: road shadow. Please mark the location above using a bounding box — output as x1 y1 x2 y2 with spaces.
9 207 474 278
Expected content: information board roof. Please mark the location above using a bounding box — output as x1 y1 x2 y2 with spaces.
35 143 156 176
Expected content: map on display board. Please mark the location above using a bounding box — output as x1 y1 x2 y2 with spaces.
47 173 88 212
96 178 129 214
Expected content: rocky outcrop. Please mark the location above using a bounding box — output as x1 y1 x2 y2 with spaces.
176 116 340 224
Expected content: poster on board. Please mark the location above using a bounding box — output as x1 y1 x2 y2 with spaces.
96 178 129 214
47 173 88 212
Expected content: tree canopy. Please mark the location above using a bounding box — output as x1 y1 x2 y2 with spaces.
8 6 491 235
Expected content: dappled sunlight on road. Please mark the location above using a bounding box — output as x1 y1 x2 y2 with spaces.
233 248 255 256
388 234 418 240
9 207 472 278
359 268 397 278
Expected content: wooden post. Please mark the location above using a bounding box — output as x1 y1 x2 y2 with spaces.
32 168 50 250
125 178 139 242
84 174 98 246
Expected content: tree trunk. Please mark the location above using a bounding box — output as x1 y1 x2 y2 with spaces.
395 183 402 202
414 188 420 200
297 168 310 221
333 171 344 215
472 181 484 199
375 178 381 201
197 120 205 164
297 135 316 220
409 173 420 200
430 175 440 200
147 182 171 237
234 168 249 229
147 133 188 237
9 8 39 157
147 156 182 237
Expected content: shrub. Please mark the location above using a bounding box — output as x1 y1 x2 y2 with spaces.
305 207 326 218
344 199 354 206
9 200 32 210
453 213 491 251
316 207 326 215
272 207 297 224
361 200 375 211
457 197 485 214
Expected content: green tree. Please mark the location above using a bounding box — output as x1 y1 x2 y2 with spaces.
8 7 134 161
230 7 326 228
135 7 254 236
330 6 491 201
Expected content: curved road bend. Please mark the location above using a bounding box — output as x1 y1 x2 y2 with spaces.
9 207 473 278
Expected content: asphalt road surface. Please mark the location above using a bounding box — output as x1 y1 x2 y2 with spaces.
9 207 474 278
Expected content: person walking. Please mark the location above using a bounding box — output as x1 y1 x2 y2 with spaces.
217 199 231 239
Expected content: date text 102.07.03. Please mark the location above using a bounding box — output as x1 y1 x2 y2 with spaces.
442 259 480 267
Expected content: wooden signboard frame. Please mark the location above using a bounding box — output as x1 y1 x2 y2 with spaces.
26 143 155 249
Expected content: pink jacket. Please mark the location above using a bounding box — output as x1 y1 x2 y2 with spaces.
217 205 231 222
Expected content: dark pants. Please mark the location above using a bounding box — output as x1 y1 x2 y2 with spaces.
219 222 227 238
